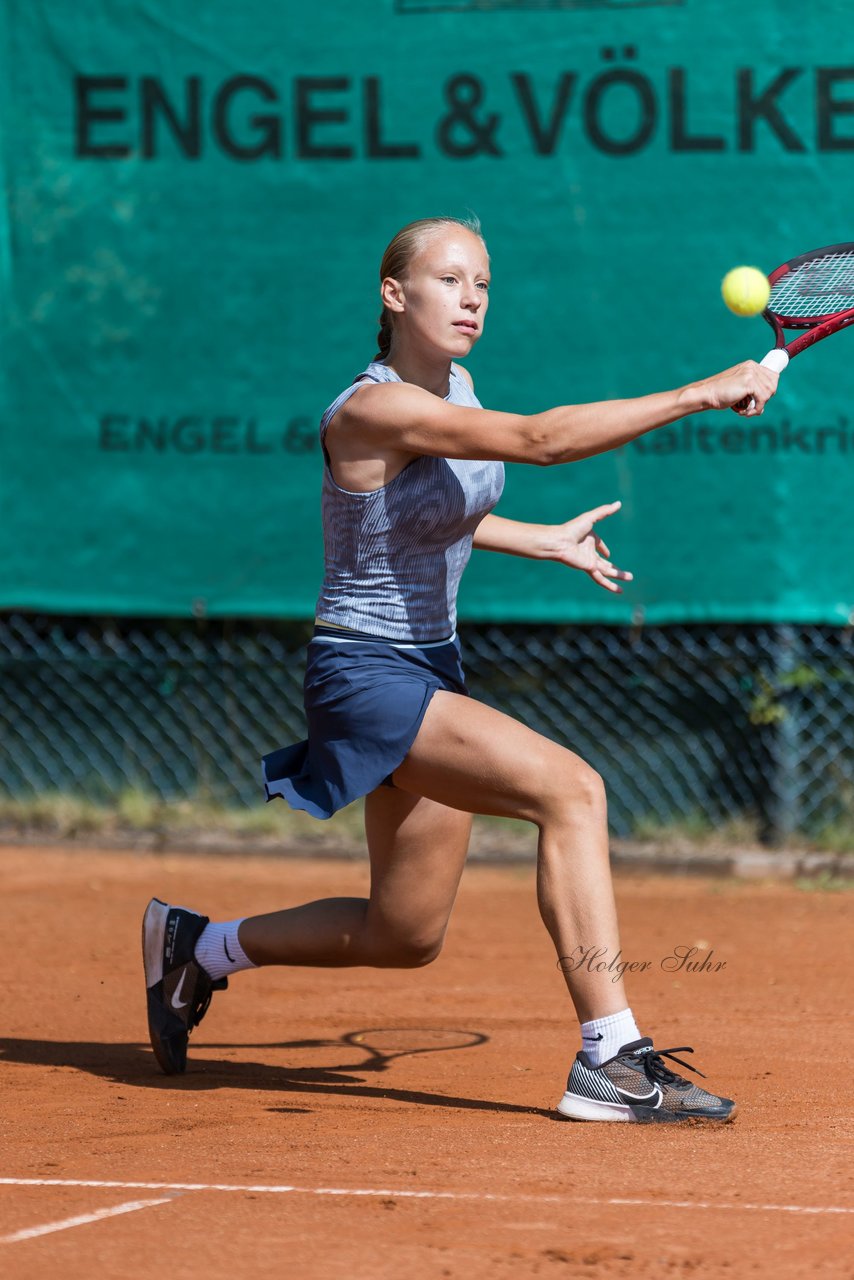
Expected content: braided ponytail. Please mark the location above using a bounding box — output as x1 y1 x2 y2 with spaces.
375 307 393 361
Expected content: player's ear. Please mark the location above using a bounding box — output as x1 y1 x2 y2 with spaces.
381 276 406 314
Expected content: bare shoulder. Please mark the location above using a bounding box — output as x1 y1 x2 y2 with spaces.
326 373 526 465
334 379 435 432
327 380 431 468
452 362 474 391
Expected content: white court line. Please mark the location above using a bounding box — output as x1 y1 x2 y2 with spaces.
0 1196 173 1245
0 1178 852 1217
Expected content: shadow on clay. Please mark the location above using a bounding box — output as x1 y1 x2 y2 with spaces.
0 1027 552 1118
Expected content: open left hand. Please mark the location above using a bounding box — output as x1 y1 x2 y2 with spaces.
548 501 633 594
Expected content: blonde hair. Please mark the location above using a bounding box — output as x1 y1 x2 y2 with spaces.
375 215 486 361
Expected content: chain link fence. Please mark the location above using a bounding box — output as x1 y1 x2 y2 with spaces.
2 613 852 844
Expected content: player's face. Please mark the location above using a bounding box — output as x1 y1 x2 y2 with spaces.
389 228 490 358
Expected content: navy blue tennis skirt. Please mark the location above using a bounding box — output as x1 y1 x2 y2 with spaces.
261 630 468 819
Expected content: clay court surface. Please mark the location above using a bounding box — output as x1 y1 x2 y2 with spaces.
1 844 851 1278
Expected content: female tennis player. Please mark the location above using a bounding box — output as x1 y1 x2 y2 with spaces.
143 215 778 1122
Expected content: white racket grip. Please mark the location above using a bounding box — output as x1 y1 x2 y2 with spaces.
759 348 789 373
747 348 789 409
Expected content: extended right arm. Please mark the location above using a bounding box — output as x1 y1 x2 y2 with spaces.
333 361 779 467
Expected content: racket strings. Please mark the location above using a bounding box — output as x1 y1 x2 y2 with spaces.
770 250 854 319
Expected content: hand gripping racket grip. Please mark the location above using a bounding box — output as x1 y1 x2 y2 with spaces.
747 347 789 410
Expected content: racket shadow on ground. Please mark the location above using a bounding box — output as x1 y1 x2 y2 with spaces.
0 1029 551 1117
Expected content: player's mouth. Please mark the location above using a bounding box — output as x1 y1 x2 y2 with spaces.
452 320 479 335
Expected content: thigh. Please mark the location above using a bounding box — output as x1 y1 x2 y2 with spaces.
391 690 600 823
364 784 473 943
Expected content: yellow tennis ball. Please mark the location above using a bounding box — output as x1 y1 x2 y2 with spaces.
721 266 771 317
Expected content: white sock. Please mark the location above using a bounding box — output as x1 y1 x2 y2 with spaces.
580 1008 642 1066
194 920 257 981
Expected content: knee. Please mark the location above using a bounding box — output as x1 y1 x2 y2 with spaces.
372 929 444 969
541 758 607 823
572 762 607 810
394 935 444 969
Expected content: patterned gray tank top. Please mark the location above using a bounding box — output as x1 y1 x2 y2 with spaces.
315 361 505 643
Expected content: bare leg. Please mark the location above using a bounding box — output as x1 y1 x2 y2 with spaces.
239 786 472 968
390 692 627 1023
240 690 627 1023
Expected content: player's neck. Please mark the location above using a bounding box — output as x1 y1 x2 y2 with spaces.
383 342 452 400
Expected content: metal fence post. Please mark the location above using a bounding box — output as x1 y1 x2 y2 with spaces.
764 624 802 847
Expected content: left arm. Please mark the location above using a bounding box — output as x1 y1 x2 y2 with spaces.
473 514 559 559
473 503 633 594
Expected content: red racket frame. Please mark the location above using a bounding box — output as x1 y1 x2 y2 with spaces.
762 241 854 358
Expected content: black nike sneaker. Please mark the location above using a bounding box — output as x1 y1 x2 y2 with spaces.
557 1037 737 1123
142 898 227 1075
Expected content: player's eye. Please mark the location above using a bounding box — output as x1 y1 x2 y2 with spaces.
440 276 457 284
476 281 490 291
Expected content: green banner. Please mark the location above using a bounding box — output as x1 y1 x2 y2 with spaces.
2 0 853 623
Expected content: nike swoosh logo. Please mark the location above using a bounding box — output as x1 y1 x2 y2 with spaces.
171 970 190 1010
616 1085 662 1107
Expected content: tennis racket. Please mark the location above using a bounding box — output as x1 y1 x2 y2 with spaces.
753 241 854 381
740 242 854 409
